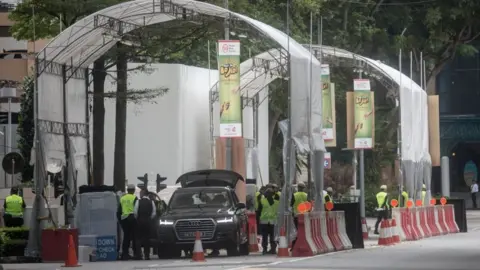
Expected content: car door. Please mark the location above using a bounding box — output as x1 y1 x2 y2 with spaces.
232 191 248 243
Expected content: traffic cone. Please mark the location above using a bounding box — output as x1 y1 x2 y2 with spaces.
191 231 206 262
385 219 394 245
377 220 388 246
249 224 259 252
391 218 400 244
63 234 81 267
277 227 289 257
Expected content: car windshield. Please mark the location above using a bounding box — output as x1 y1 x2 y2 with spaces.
168 190 231 209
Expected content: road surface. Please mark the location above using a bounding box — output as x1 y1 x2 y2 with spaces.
3 211 480 270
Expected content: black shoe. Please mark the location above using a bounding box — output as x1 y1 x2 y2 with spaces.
144 257 150 260
268 249 276 254
374 231 379 235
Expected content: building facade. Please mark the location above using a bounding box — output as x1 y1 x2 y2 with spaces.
437 47 480 196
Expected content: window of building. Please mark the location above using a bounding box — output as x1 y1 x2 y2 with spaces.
0 26 11 38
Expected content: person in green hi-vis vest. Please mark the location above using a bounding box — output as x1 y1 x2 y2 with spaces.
257 188 279 255
117 184 138 260
3 186 26 227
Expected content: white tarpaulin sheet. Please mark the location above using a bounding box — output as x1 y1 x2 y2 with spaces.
37 0 325 154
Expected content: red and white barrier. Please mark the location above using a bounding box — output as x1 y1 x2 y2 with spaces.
309 211 328 253
326 211 344 251
435 205 449 234
292 211 350 257
292 213 316 257
444 205 460 233
419 207 431 237
392 208 407 241
336 211 352 250
410 208 422 239
426 206 440 236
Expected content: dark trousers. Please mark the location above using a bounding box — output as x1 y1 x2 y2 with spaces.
256 211 261 235
291 216 298 248
260 224 276 252
374 210 388 233
472 193 478 208
3 214 23 227
120 215 136 258
135 220 151 259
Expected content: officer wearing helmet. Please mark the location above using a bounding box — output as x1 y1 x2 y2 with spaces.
374 185 389 234
324 187 333 203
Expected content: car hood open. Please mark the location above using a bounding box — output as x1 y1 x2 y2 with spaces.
175 169 245 189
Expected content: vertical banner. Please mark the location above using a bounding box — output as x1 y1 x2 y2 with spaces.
324 152 331 169
321 64 334 141
428 95 440 166
353 79 374 149
218 40 242 137
325 83 337 147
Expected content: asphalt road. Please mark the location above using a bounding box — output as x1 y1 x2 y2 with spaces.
3 211 480 270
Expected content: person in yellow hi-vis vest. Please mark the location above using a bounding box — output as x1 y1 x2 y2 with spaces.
3 186 26 227
255 186 266 235
258 188 279 255
290 182 307 250
401 188 409 207
117 184 138 260
290 182 308 227
324 187 334 203
374 185 389 234
421 184 427 205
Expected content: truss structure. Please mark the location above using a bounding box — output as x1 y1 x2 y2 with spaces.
38 120 89 138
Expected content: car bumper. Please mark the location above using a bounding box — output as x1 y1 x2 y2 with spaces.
157 223 237 249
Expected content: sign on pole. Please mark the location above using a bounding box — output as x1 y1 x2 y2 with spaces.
218 40 242 137
324 152 331 169
321 64 336 145
353 79 374 149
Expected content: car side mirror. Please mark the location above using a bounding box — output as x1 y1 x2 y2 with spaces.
236 202 246 209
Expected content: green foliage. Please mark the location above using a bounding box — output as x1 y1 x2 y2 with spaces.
0 227 29 257
17 76 35 182
8 0 127 40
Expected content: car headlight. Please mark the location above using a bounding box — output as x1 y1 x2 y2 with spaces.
159 219 174 225
217 217 234 223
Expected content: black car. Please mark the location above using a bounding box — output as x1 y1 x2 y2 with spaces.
156 169 249 258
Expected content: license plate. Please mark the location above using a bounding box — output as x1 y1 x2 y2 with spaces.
182 232 203 238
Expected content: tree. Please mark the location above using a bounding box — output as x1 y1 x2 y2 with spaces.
375 0 480 94
17 76 34 182
10 0 128 187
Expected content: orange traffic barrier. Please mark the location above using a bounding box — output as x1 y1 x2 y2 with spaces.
277 227 289 257
192 231 206 262
63 234 80 267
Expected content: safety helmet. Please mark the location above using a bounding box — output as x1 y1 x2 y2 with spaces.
326 187 333 192
380 185 387 190
297 182 306 188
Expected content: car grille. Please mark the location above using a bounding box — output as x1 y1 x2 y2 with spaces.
174 219 216 241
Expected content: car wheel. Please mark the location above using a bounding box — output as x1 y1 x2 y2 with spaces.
226 232 241 257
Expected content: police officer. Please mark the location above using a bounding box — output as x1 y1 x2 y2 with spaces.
117 184 138 260
324 187 333 203
3 186 26 227
290 182 308 249
374 185 389 234
401 187 409 207
134 189 156 260
272 184 281 201
258 188 279 255
421 184 427 205
291 182 308 227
